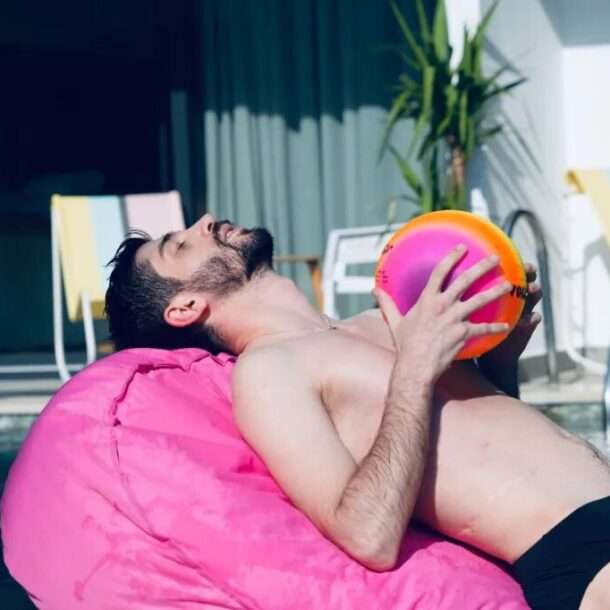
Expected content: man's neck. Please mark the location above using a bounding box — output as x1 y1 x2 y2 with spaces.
209 270 330 355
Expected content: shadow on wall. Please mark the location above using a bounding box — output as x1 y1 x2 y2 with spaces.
467 36 565 259
541 0 610 46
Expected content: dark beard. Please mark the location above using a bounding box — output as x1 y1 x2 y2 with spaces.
184 226 274 297
235 227 274 279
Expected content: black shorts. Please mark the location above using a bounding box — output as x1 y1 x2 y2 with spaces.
513 496 610 610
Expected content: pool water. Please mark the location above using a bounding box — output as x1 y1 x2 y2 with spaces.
0 416 37 610
539 402 608 455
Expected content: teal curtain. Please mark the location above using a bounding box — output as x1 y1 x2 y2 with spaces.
195 0 421 306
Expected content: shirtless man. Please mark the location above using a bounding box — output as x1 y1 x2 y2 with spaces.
105 214 610 610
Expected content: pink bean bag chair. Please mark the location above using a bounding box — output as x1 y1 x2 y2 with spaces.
1 349 528 609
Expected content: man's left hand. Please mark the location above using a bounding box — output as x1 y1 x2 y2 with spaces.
478 263 542 369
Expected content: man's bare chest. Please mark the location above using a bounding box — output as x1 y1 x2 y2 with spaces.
310 331 395 463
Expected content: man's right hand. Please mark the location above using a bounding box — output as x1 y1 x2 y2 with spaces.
375 244 512 386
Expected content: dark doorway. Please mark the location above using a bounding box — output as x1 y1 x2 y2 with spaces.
0 46 163 196
0 0 195 353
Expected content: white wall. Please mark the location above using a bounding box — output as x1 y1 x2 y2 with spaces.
564 194 610 352
446 1 610 363
467 0 566 359
563 46 610 169
561 44 610 350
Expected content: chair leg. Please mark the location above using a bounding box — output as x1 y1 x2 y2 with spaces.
81 292 96 365
52 207 71 383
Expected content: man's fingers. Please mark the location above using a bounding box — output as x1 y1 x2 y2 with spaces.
374 289 401 327
443 254 501 302
525 263 537 283
445 320 509 357
456 280 512 318
529 283 542 300
467 321 510 338
523 283 543 313
425 245 468 295
517 311 542 327
530 311 542 324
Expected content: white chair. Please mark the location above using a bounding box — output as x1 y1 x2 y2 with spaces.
322 224 403 318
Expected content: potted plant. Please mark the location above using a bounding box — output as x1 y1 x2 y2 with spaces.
382 0 525 213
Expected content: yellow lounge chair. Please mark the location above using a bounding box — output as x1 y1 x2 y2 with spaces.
565 170 610 439
565 170 610 244
51 191 185 381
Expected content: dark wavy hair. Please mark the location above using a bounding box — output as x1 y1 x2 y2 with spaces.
104 232 226 352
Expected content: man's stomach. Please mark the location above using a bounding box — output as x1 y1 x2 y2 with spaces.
413 383 610 563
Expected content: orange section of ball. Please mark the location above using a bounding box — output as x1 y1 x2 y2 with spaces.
376 211 527 360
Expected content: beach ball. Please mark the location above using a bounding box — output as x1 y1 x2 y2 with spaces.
375 210 527 360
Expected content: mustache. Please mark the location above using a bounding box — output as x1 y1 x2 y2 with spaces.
212 220 253 251
211 221 243 257
212 220 230 238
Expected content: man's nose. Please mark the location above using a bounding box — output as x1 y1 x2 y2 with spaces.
191 213 216 236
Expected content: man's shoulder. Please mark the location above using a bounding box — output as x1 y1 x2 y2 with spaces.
232 343 319 422
233 342 306 387
341 308 394 351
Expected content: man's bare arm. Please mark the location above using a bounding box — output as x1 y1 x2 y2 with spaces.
233 347 433 571
234 247 510 571
333 355 434 568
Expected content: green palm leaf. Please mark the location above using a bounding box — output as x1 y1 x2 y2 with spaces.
465 117 476 158
382 0 529 215
378 89 411 161
421 189 433 213
436 85 457 137
458 90 468 145
473 0 499 47
432 0 449 62
415 0 432 48
390 1 428 68
458 27 472 76
389 146 423 196
408 65 436 157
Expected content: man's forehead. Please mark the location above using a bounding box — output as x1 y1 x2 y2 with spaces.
135 238 160 266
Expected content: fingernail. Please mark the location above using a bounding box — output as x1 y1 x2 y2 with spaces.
531 312 542 323
490 255 500 263
456 243 466 252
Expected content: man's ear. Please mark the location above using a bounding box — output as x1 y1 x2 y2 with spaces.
164 293 208 328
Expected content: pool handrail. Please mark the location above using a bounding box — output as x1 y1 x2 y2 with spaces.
502 209 559 385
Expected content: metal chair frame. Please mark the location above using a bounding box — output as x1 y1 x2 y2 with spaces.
322 223 402 319
51 204 96 382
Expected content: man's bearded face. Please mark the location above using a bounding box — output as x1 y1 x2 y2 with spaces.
183 221 274 297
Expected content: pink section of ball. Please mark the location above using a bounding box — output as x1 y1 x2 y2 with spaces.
377 226 506 355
